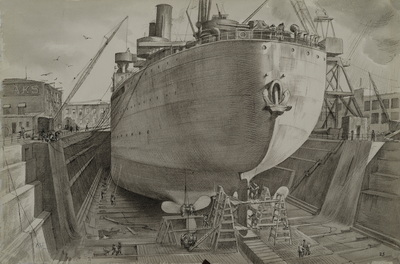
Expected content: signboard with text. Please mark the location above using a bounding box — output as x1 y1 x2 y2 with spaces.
2 82 43 97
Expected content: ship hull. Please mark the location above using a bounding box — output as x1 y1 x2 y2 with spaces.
111 40 326 203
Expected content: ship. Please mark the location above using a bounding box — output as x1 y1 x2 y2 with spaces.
110 0 327 209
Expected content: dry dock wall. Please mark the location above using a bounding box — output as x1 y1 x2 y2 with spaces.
354 141 400 247
0 131 111 263
251 138 343 212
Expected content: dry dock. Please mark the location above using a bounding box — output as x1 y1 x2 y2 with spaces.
2 131 400 263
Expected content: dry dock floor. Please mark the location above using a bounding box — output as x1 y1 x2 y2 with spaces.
56 175 400 264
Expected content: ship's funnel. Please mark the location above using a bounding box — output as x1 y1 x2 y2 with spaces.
155 4 172 40
149 22 156 37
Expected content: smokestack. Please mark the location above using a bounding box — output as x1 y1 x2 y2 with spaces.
149 22 156 37
155 4 172 40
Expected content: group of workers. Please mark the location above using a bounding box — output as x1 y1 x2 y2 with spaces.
104 242 122 256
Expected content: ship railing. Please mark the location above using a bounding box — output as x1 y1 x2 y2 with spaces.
199 30 320 48
309 132 387 142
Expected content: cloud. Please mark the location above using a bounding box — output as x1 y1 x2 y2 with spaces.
314 0 400 65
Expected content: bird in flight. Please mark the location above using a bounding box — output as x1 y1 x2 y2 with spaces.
66 64 73 67
53 56 60 61
83 35 92 40
54 77 58 81
59 82 63 84
41 72 52 76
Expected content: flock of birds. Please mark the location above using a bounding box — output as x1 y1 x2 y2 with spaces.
39 35 92 83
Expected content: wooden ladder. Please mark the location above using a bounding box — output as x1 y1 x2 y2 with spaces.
268 195 292 245
211 186 238 251
156 218 177 245
189 186 238 252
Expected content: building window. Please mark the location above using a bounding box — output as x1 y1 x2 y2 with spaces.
337 103 342 111
66 108 69 114
79 108 83 116
26 121 30 128
383 99 389 109
372 100 380 110
392 98 399 109
381 113 388 124
371 113 379 124
72 110 76 115
19 121 23 127
364 101 370 111
17 103 26 115
18 108 25 115
2 104 11 115
391 112 399 121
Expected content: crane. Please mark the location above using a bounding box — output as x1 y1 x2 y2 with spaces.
290 0 318 35
368 72 390 123
53 16 128 121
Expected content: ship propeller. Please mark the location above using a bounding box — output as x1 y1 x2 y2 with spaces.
161 195 211 215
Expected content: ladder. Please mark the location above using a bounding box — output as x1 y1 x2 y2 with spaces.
268 194 292 245
156 218 177 245
211 186 238 251
190 186 238 252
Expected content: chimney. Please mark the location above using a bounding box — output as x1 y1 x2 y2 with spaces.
149 22 156 37
155 4 172 40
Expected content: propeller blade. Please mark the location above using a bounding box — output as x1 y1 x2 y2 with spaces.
187 218 197 230
193 196 211 211
273 186 289 200
161 201 182 214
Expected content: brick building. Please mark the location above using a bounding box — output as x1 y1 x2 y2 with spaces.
1 78 62 137
63 100 110 130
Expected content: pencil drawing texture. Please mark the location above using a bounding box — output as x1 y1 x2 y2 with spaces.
1 0 400 263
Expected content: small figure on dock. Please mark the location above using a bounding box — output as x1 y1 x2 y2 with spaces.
116 242 122 255
371 130 376 141
298 243 304 258
203 214 210 227
20 127 25 139
110 194 116 206
86 124 89 131
111 244 117 255
249 182 259 200
101 189 106 200
305 243 311 256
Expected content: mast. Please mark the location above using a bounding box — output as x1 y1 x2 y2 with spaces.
53 16 128 121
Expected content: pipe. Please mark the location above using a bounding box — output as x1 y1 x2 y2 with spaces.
207 0 212 21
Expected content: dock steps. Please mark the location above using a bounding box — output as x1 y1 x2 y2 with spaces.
242 239 287 264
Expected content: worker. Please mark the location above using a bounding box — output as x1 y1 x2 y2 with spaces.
111 244 117 255
20 127 25 139
298 243 304 258
86 124 89 131
110 194 116 206
371 130 376 141
101 189 106 200
116 242 122 255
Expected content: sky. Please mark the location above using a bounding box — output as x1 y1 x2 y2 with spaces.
0 0 399 103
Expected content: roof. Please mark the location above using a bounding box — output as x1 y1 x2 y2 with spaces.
67 99 110 106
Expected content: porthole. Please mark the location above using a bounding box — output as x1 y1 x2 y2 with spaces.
307 51 310 55
316 55 320 59
262 45 267 50
291 48 295 52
